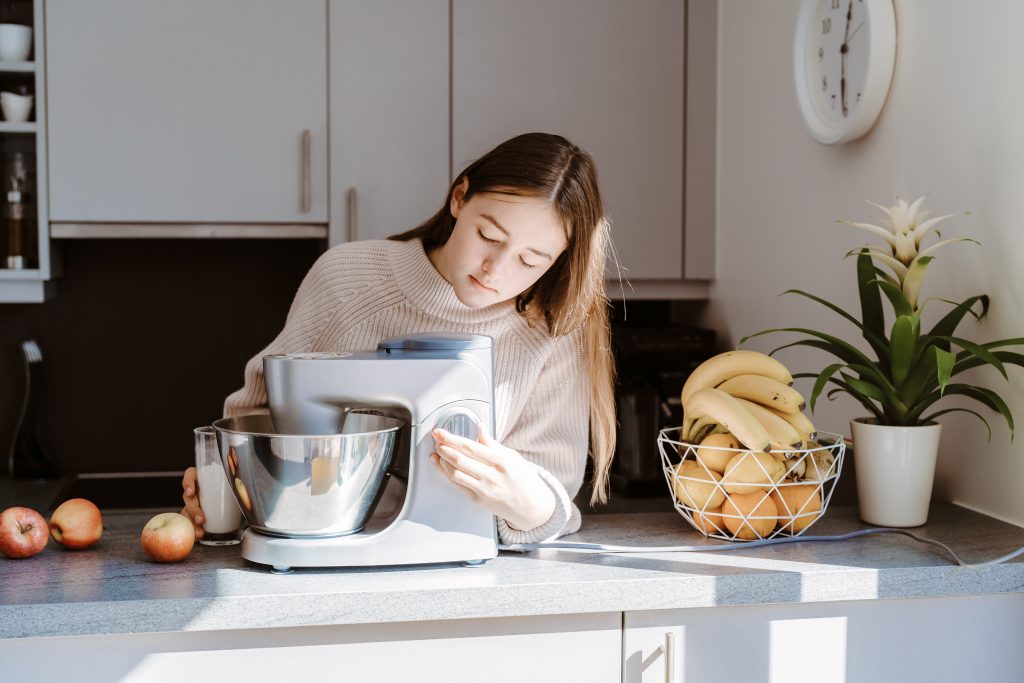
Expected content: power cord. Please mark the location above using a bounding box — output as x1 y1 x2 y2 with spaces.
500 528 1024 569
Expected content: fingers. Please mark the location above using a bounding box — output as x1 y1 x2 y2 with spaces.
432 428 502 466
436 444 489 480
181 467 205 537
431 453 479 501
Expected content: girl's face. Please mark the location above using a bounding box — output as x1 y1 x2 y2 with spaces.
430 179 569 309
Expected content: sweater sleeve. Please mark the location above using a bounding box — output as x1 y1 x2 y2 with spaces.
496 326 589 545
222 248 342 418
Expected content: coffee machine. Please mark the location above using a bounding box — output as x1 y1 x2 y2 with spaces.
213 333 499 572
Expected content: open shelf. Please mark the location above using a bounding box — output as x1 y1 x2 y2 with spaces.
0 61 34 73
0 121 35 133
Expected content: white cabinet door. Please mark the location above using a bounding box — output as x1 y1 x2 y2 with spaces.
2 614 622 683
625 595 1024 683
46 0 328 223
329 0 449 244
452 0 685 280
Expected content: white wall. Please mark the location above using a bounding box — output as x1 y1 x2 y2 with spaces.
708 1 1024 526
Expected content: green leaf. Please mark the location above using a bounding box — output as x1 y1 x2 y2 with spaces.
890 315 920 387
907 383 1014 439
942 336 1009 381
823 379 886 421
841 371 888 402
810 362 847 412
927 295 990 346
872 279 915 317
918 407 992 441
935 348 955 395
783 287 890 365
952 350 1024 377
857 252 886 348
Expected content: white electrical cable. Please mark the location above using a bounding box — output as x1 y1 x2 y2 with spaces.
500 528 1024 569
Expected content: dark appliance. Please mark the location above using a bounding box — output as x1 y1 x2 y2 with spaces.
612 325 715 496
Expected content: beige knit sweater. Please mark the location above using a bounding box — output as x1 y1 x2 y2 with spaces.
223 237 588 544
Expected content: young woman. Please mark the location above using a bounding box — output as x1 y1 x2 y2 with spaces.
181 132 616 544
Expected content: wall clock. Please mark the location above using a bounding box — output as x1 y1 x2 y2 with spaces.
794 0 897 145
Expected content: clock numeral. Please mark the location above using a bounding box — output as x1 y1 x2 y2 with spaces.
822 76 828 91
818 46 824 61
830 94 836 109
822 18 831 34
831 0 840 8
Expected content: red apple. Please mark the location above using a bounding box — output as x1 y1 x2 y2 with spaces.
49 498 104 549
141 512 195 563
0 507 50 558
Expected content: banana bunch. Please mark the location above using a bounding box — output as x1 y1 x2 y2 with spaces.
680 350 817 452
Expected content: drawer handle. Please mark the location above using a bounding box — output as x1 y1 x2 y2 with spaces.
301 129 311 213
664 631 677 682
346 187 358 242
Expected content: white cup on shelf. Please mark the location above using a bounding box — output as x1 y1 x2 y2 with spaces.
0 91 32 122
0 24 32 62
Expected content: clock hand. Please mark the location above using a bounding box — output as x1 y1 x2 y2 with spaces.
840 0 853 117
847 21 864 43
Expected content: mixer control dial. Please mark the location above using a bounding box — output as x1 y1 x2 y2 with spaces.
437 408 481 440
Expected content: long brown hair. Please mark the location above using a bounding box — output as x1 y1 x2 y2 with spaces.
390 132 616 504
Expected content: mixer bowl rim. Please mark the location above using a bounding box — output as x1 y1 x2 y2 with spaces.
211 413 405 439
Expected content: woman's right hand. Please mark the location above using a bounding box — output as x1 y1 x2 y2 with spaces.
181 467 205 540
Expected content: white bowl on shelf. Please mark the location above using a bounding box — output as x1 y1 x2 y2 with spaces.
0 91 32 122
0 23 32 62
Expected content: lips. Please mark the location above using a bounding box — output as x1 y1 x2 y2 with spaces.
469 275 497 294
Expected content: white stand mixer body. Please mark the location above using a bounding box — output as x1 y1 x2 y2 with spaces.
243 333 500 570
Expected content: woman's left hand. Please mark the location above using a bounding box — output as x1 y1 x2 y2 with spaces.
431 425 556 532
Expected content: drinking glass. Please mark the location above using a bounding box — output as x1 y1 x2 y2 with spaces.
194 426 242 546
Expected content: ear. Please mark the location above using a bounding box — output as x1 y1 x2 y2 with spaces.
449 176 469 219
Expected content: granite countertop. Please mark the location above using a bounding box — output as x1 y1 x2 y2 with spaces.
2 504 1023 640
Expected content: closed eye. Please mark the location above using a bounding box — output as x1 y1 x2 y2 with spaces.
519 257 537 269
477 229 500 244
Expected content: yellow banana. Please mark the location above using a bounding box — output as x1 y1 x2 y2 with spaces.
683 388 771 453
766 405 817 445
716 374 805 414
734 397 804 451
685 417 728 444
681 350 794 406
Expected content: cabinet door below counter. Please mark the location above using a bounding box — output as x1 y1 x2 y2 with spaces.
46 0 328 224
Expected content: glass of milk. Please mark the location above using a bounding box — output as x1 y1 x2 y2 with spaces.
194 426 243 546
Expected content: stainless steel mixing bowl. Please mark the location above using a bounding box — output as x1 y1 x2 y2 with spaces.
211 412 403 537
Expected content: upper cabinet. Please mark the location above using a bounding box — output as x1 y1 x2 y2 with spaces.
45 0 328 224
328 0 449 244
452 0 703 282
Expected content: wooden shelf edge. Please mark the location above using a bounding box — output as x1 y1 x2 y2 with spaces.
50 223 329 239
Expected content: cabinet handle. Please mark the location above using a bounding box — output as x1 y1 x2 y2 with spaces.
346 187 358 242
300 129 312 213
664 631 676 682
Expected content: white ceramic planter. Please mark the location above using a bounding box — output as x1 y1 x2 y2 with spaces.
850 418 942 527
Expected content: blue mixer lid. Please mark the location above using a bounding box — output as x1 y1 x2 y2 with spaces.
378 332 493 351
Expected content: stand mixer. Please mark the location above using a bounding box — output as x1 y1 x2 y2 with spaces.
212 333 499 572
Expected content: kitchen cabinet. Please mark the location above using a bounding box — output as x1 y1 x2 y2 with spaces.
624 596 1024 682
4 614 622 683
328 0 449 245
0 0 54 303
45 0 328 225
452 0 713 284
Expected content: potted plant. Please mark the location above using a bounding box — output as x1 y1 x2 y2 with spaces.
742 196 1024 527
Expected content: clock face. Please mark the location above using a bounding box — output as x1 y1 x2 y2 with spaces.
808 0 869 125
794 0 896 144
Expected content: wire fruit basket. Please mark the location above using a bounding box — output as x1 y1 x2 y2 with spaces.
658 427 847 542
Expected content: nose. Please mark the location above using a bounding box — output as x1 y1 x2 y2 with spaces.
481 252 510 281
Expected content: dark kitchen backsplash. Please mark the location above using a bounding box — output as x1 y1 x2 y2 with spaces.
3 242 760 498
0 238 323 475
